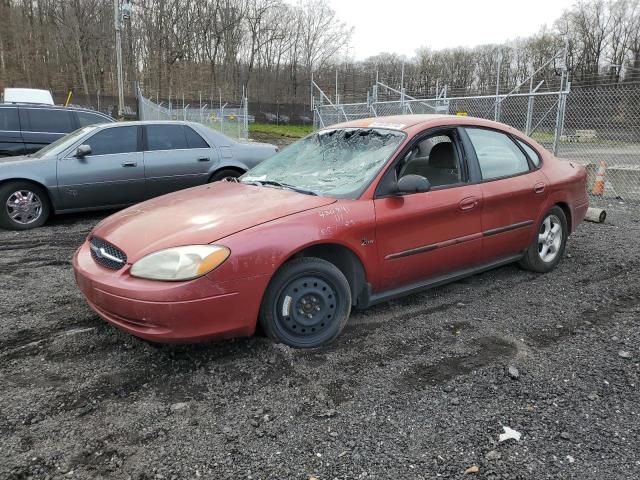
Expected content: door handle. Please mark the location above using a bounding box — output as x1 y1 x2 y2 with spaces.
459 197 479 211
121 161 137 167
534 182 546 194
197 157 210 162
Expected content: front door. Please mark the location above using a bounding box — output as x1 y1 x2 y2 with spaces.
57 125 146 209
374 129 483 291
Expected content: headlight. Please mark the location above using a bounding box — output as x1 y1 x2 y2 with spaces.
130 245 230 281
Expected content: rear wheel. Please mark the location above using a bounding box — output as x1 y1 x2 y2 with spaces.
519 206 567 273
0 181 51 230
259 257 351 348
209 169 243 182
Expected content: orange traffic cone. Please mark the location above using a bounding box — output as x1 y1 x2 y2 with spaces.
591 160 606 195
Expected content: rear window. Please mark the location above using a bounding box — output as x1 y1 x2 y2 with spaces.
516 139 541 167
466 128 530 180
146 125 188 151
184 126 209 148
25 108 75 133
0 108 20 131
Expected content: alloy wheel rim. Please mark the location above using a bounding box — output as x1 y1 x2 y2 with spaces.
538 214 563 263
6 190 43 225
275 274 338 343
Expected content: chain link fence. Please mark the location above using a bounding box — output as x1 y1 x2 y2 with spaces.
558 85 640 201
138 90 250 141
314 83 640 202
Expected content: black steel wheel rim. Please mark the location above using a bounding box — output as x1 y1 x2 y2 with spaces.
273 273 341 345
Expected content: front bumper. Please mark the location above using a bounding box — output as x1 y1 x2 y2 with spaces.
72 241 269 343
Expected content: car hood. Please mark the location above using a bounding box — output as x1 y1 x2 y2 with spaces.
92 182 336 262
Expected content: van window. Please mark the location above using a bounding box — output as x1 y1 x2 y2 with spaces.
25 109 74 133
0 108 20 131
77 111 110 127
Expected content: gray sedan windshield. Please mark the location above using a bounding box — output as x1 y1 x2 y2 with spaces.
242 128 405 198
31 126 97 158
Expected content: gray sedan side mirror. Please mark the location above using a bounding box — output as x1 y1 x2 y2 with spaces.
397 174 431 194
75 144 92 158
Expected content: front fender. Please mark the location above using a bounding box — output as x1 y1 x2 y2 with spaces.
0 158 60 208
205 199 380 288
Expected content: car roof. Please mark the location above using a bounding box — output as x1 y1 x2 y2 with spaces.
89 120 235 144
324 114 506 132
96 120 203 127
0 102 114 118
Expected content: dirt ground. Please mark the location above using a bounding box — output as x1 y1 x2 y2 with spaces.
1 189 639 479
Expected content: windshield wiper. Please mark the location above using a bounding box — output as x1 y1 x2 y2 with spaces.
243 179 318 196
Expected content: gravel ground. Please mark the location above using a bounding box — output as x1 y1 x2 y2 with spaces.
1 196 639 480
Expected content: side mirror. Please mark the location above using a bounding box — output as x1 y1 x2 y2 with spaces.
396 174 431 194
75 144 91 158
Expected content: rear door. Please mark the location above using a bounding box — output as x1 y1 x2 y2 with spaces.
143 124 215 198
57 125 145 209
463 127 548 262
21 107 76 154
0 107 25 157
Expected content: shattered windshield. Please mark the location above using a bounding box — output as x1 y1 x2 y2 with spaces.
242 128 405 198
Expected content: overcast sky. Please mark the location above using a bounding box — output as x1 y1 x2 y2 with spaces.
318 0 575 60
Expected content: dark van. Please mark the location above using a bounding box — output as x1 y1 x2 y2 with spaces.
0 104 114 157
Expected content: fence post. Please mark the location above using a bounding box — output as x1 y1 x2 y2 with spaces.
553 41 569 155
553 82 570 156
495 51 502 122
525 95 535 136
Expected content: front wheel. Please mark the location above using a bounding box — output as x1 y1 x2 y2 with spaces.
519 206 568 273
259 257 352 348
0 181 51 230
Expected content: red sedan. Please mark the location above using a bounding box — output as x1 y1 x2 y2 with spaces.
73 115 589 348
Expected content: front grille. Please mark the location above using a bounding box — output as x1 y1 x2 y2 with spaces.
90 237 127 270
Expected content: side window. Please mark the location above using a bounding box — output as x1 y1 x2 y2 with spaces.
146 125 188 151
516 139 541 167
0 108 20 130
184 126 210 148
85 127 138 156
77 111 110 127
398 132 463 188
26 109 74 133
466 128 530 180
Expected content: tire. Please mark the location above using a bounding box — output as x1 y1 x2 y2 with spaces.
259 257 352 348
0 181 51 230
519 206 568 273
209 169 244 182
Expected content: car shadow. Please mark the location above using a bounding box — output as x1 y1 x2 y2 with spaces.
45 209 116 228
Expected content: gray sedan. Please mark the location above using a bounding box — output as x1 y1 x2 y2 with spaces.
0 121 278 230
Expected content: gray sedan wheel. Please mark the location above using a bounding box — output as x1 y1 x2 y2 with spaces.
0 181 51 230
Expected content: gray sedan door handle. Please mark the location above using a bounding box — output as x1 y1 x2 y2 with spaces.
121 161 137 167
197 157 210 162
